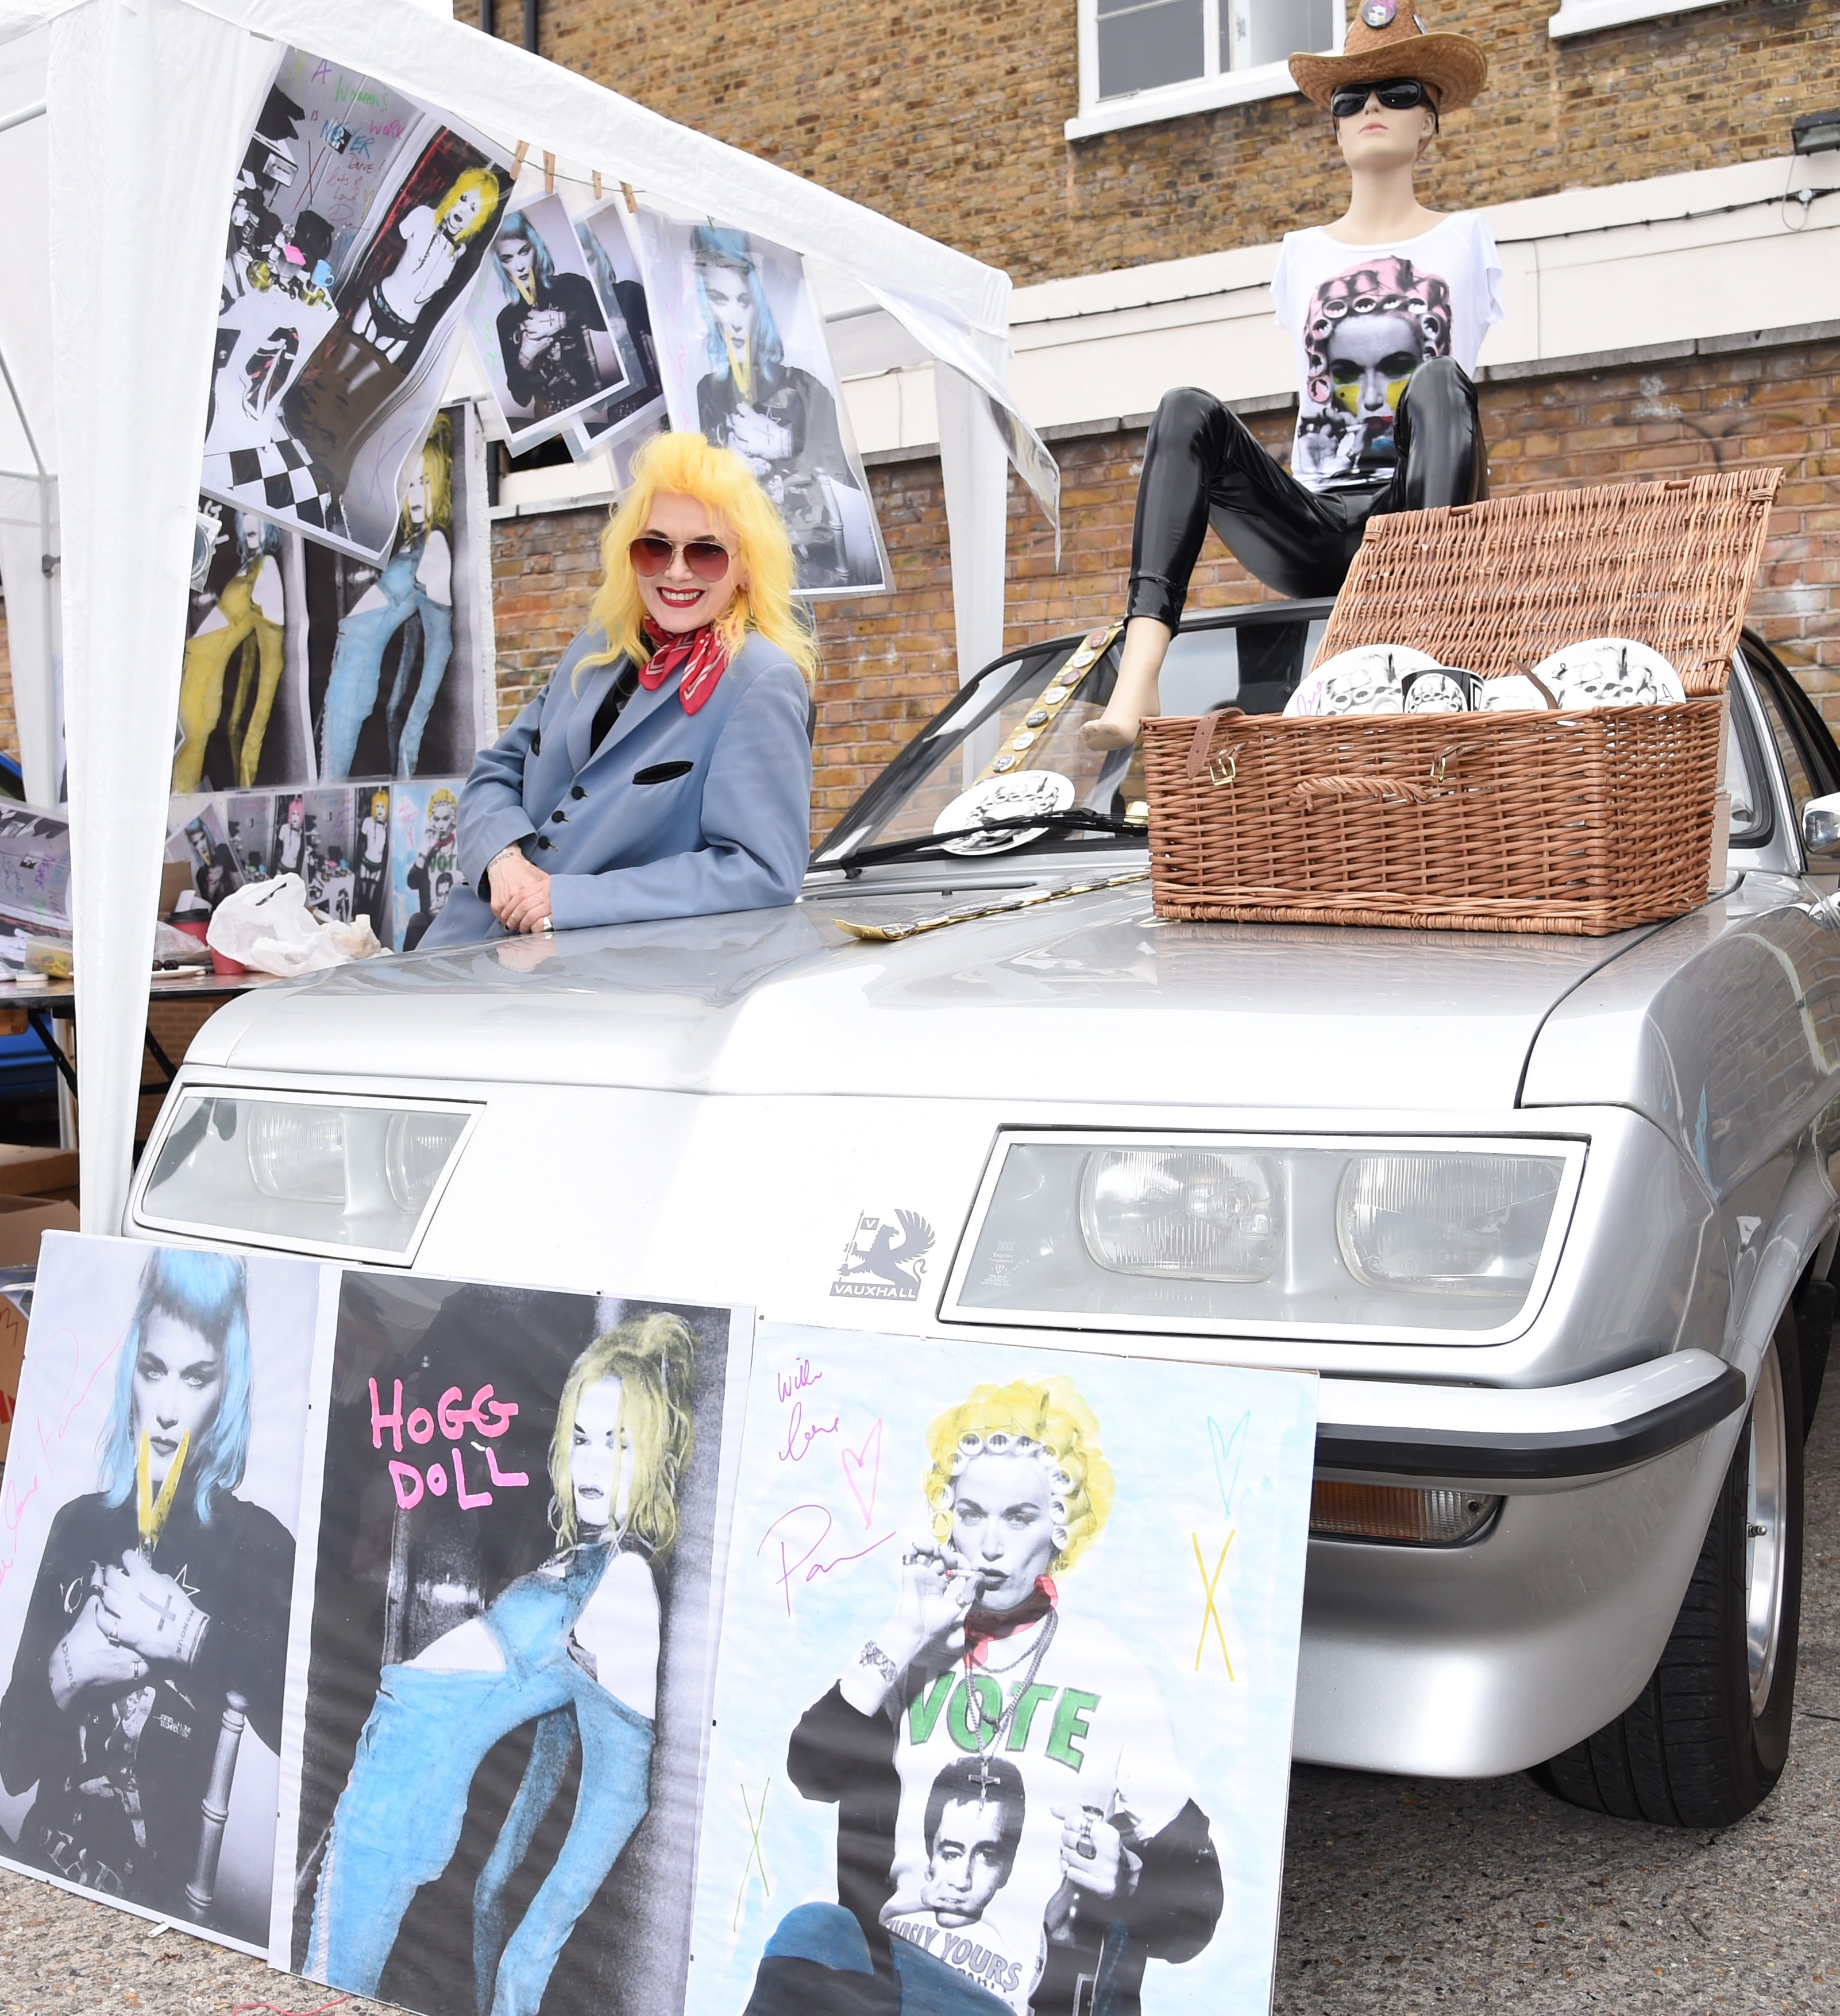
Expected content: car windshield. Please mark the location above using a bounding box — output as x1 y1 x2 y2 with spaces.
815 604 1333 867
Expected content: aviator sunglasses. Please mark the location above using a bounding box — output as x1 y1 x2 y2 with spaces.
1330 76 1433 119
628 533 735 582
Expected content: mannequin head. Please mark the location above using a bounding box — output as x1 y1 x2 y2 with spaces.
1333 79 1438 174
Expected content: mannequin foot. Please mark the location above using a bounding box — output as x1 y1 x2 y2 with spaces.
1080 712 1143 751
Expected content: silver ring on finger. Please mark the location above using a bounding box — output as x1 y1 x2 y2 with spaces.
540 916 554 936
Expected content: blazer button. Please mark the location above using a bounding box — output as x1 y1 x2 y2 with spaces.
570 785 587 800
551 810 566 824
537 836 553 851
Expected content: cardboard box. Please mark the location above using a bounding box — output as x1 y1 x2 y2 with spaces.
0 1193 78 1266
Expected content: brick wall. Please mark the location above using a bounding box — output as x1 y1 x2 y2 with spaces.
502 0 1839 287
481 335 1839 839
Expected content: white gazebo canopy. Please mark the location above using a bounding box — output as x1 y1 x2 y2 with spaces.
0 0 1056 1235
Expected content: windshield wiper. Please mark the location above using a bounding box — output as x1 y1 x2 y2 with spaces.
823 808 1145 877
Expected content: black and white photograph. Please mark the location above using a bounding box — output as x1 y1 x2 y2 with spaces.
566 198 668 462
173 499 312 795
302 787 356 921
0 1235 322 1952
0 805 71 933
305 404 491 783
167 802 244 910
224 792 279 882
636 207 890 596
200 47 514 563
465 191 631 451
288 1273 747 2016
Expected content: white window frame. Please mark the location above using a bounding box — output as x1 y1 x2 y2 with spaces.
1547 0 1730 34
1067 0 1341 142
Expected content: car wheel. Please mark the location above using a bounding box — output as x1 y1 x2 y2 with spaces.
1532 1319 1804 1828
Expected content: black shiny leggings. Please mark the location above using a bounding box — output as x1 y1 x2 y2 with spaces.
1126 356 1488 627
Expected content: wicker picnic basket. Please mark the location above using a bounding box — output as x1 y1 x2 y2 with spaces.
1143 468 1781 935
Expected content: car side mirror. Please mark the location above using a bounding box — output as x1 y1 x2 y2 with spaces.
1803 793 1840 858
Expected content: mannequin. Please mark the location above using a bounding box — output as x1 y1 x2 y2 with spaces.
1084 2 1494 750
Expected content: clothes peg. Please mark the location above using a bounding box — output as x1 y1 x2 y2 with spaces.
592 171 604 202
543 150 556 194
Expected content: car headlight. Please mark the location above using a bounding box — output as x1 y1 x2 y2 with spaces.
1337 1153 1561 1296
1079 1149 1282 1281
136 1091 476 1261
947 1133 1579 1343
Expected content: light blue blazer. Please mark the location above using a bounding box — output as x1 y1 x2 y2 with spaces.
423 628 812 945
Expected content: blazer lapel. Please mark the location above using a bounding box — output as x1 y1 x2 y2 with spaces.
564 658 621 777
584 662 678 767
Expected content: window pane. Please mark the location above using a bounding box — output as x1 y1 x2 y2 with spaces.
1234 0 1336 71
1098 0 1206 96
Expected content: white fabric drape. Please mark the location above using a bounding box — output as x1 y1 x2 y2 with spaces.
48 0 270 1230
0 472 59 805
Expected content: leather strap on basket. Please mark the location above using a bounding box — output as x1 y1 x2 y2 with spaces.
1295 740 1482 809
1186 709 1248 786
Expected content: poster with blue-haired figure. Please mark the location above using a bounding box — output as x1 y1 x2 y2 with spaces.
688 1324 1315 2016
0 1234 323 1954
636 207 890 597
465 190 628 453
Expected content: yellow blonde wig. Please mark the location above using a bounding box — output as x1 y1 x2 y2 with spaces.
547 1311 698 1558
435 168 502 246
399 413 454 546
923 1376 1114 1575
578 431 818 686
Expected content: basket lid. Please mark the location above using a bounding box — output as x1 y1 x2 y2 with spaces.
1312 468 1782 696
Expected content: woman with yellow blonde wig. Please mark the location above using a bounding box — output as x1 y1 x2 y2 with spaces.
755 1375 1223 2016
310 1312 698 2014
425 430 816 947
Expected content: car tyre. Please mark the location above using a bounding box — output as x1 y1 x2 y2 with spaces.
1533 1319 1803 1828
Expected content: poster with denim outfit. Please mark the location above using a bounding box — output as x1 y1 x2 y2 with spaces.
286 1273 750 2016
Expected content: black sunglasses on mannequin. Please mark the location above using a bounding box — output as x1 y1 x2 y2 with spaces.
1329 76 1435 118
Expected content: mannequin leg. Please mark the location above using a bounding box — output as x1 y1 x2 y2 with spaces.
1084 387 1357 748
1376 358 1488 515
233 613 287 789
321 598 414 780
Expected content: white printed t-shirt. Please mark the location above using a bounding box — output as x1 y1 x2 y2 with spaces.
1271 213 1503 494
880 1607 1191 2015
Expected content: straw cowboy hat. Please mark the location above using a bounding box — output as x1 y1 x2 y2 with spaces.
1290 1 1487 113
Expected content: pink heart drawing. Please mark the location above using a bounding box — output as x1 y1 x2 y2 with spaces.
842 1419 884 1530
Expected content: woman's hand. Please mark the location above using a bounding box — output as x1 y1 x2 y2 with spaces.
518 308 567 369
48 1594 150 1711
489 851 553 934
838 1536 976 1714
1050 1803 1138 1904
96 1551 207 1666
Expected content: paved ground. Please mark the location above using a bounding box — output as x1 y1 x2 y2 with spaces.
3 1406 1837 2016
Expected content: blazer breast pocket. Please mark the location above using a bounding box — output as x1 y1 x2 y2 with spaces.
632 760 695 786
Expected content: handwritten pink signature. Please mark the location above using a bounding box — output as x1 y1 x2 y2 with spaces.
759 1504 892 1618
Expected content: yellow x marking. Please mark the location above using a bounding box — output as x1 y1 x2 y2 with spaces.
1193 1531 1235 1678
734 1776 772 1930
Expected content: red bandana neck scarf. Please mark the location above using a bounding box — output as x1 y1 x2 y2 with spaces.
963 1575 1058 1669
638 620 731 716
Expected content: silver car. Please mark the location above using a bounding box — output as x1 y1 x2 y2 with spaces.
129 603 1840 1830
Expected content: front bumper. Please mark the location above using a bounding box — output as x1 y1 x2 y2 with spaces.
1296 1351 1749 1776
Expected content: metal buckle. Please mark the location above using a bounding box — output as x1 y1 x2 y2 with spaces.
1208 753 1238 787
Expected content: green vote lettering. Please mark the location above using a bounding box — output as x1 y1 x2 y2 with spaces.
1005 1682 1057 1751
1046 1687 1101 1769
908 1673 956 1747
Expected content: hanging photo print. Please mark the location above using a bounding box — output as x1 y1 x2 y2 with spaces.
466 191 632 451
305 404 491 783
224 793 279 882
286 1273 747 2016
635 208 889 596
301 788 357 921
0 1235 323 1952
167 802 244 909
387 779 465 951
566 199 667 462
200 49 514 562
686 1324 1316 2016
0 807 70 932
173 499 312 795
